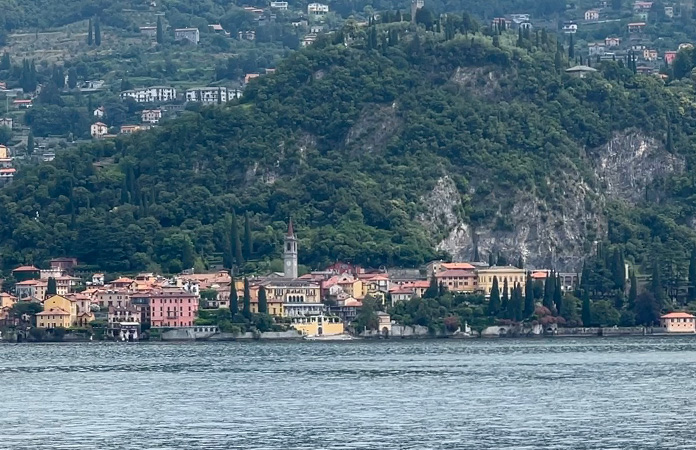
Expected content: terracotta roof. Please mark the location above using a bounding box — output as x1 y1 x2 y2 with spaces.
531 271 548 279
112 277 134 284
36 308 70 316
366 274 389 281
661 312 695 319
389 288 415 295
13 265 39 272
287 218 294 236
441 262 475 270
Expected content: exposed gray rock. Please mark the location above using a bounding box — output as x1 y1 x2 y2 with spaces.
344 103 401 154
594 130 684 204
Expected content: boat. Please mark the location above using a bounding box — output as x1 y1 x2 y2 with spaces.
303 333 358 341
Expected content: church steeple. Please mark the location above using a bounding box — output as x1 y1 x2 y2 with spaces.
284 218 298 278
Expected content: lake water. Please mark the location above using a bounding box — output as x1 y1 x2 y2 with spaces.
1 337 696 449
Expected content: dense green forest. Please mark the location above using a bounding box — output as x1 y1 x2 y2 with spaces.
3 16 696 285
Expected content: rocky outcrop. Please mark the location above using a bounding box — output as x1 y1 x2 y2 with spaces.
344 103 401 154
450 66 503 98
593 130 684 204
418 175 464 236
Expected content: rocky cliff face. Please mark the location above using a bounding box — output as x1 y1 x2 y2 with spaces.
593 130 684 204
422 130 683 272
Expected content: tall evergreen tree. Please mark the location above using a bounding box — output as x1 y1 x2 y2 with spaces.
516 255 524 269
514 284 524 321
554 274 563 315
0 52 10 71
46 277 57 297
258 286 268 314
156 16 164 44
581 290 592 326
543 272 554 310
229 275 239 316
26 132 34 154
568 33 575 59
424 275 438 298
689 248 696 301
94 17 101 46
501 278 509 316
230 212 244 266
524 273 535 317
243 212 253 259
488 276 501 315
651 262 663 305
67 67 78 89
87 18 93 45
628 270 638 309
242 277 251 317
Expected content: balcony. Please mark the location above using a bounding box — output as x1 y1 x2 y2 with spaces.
166 313 179 319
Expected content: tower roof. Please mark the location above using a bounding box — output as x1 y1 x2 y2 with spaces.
287 218 294 237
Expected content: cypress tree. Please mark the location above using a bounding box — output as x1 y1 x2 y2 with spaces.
488 253 495 267
229 275 239 316
568 33 575 59
517 255 524 269
524 273 535 317
488 276 501 315
0 52 10 71
87 19 93 45
543 272 554 310
26 132 34 154
581 290 592 326
651 262 663 305
230 212 244 266
94 17 101 46
628 270 638 309
258 285 268 314
46 277 57 297
514 284 524 321
501 278 510 316
689 248 696 301
243 277 251 317
553 274 563 315
156 16 164 44
67 67 77 89
424 275 438 298
243 212 253 259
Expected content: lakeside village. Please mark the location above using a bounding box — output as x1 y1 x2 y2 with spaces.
0 221 695 342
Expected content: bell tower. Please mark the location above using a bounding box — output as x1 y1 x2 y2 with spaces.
284 219 298 279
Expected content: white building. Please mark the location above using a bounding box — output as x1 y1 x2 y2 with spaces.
584 9 599 20
0 117 12 129
93 106 105 118
270 1 288 9
308 3 329 15
120 86 177 103
186 87 240 104
563 22 578 33
174 28 200 44
141 109 163 124
90 122 108 139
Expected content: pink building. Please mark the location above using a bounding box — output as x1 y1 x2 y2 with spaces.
149 288 199 328
665 51 677 65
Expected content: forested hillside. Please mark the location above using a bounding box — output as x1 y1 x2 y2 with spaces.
2 20 696 278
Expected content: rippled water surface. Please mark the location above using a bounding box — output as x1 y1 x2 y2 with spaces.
2 337 696 449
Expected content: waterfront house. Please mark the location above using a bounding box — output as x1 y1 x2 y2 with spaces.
476 266 527 296
44 295 77 323
291 314 343 336
263 279 322 317
108 305 140 327
36 308 71 329
148 288 199 328
389 287 415 305
93 288 131 308
660 312 696 333
377 312 392 335
435 265 477 293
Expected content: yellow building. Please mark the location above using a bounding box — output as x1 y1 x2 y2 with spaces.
337 276 364 299
477 266 527 296
43 295 81 326
250 298 285 316
36 308 72 328
291 314 344 336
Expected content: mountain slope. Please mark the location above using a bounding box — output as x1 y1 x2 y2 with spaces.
1 28 695 274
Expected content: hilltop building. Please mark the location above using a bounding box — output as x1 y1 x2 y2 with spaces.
120 86 177 103
174 28 200 44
